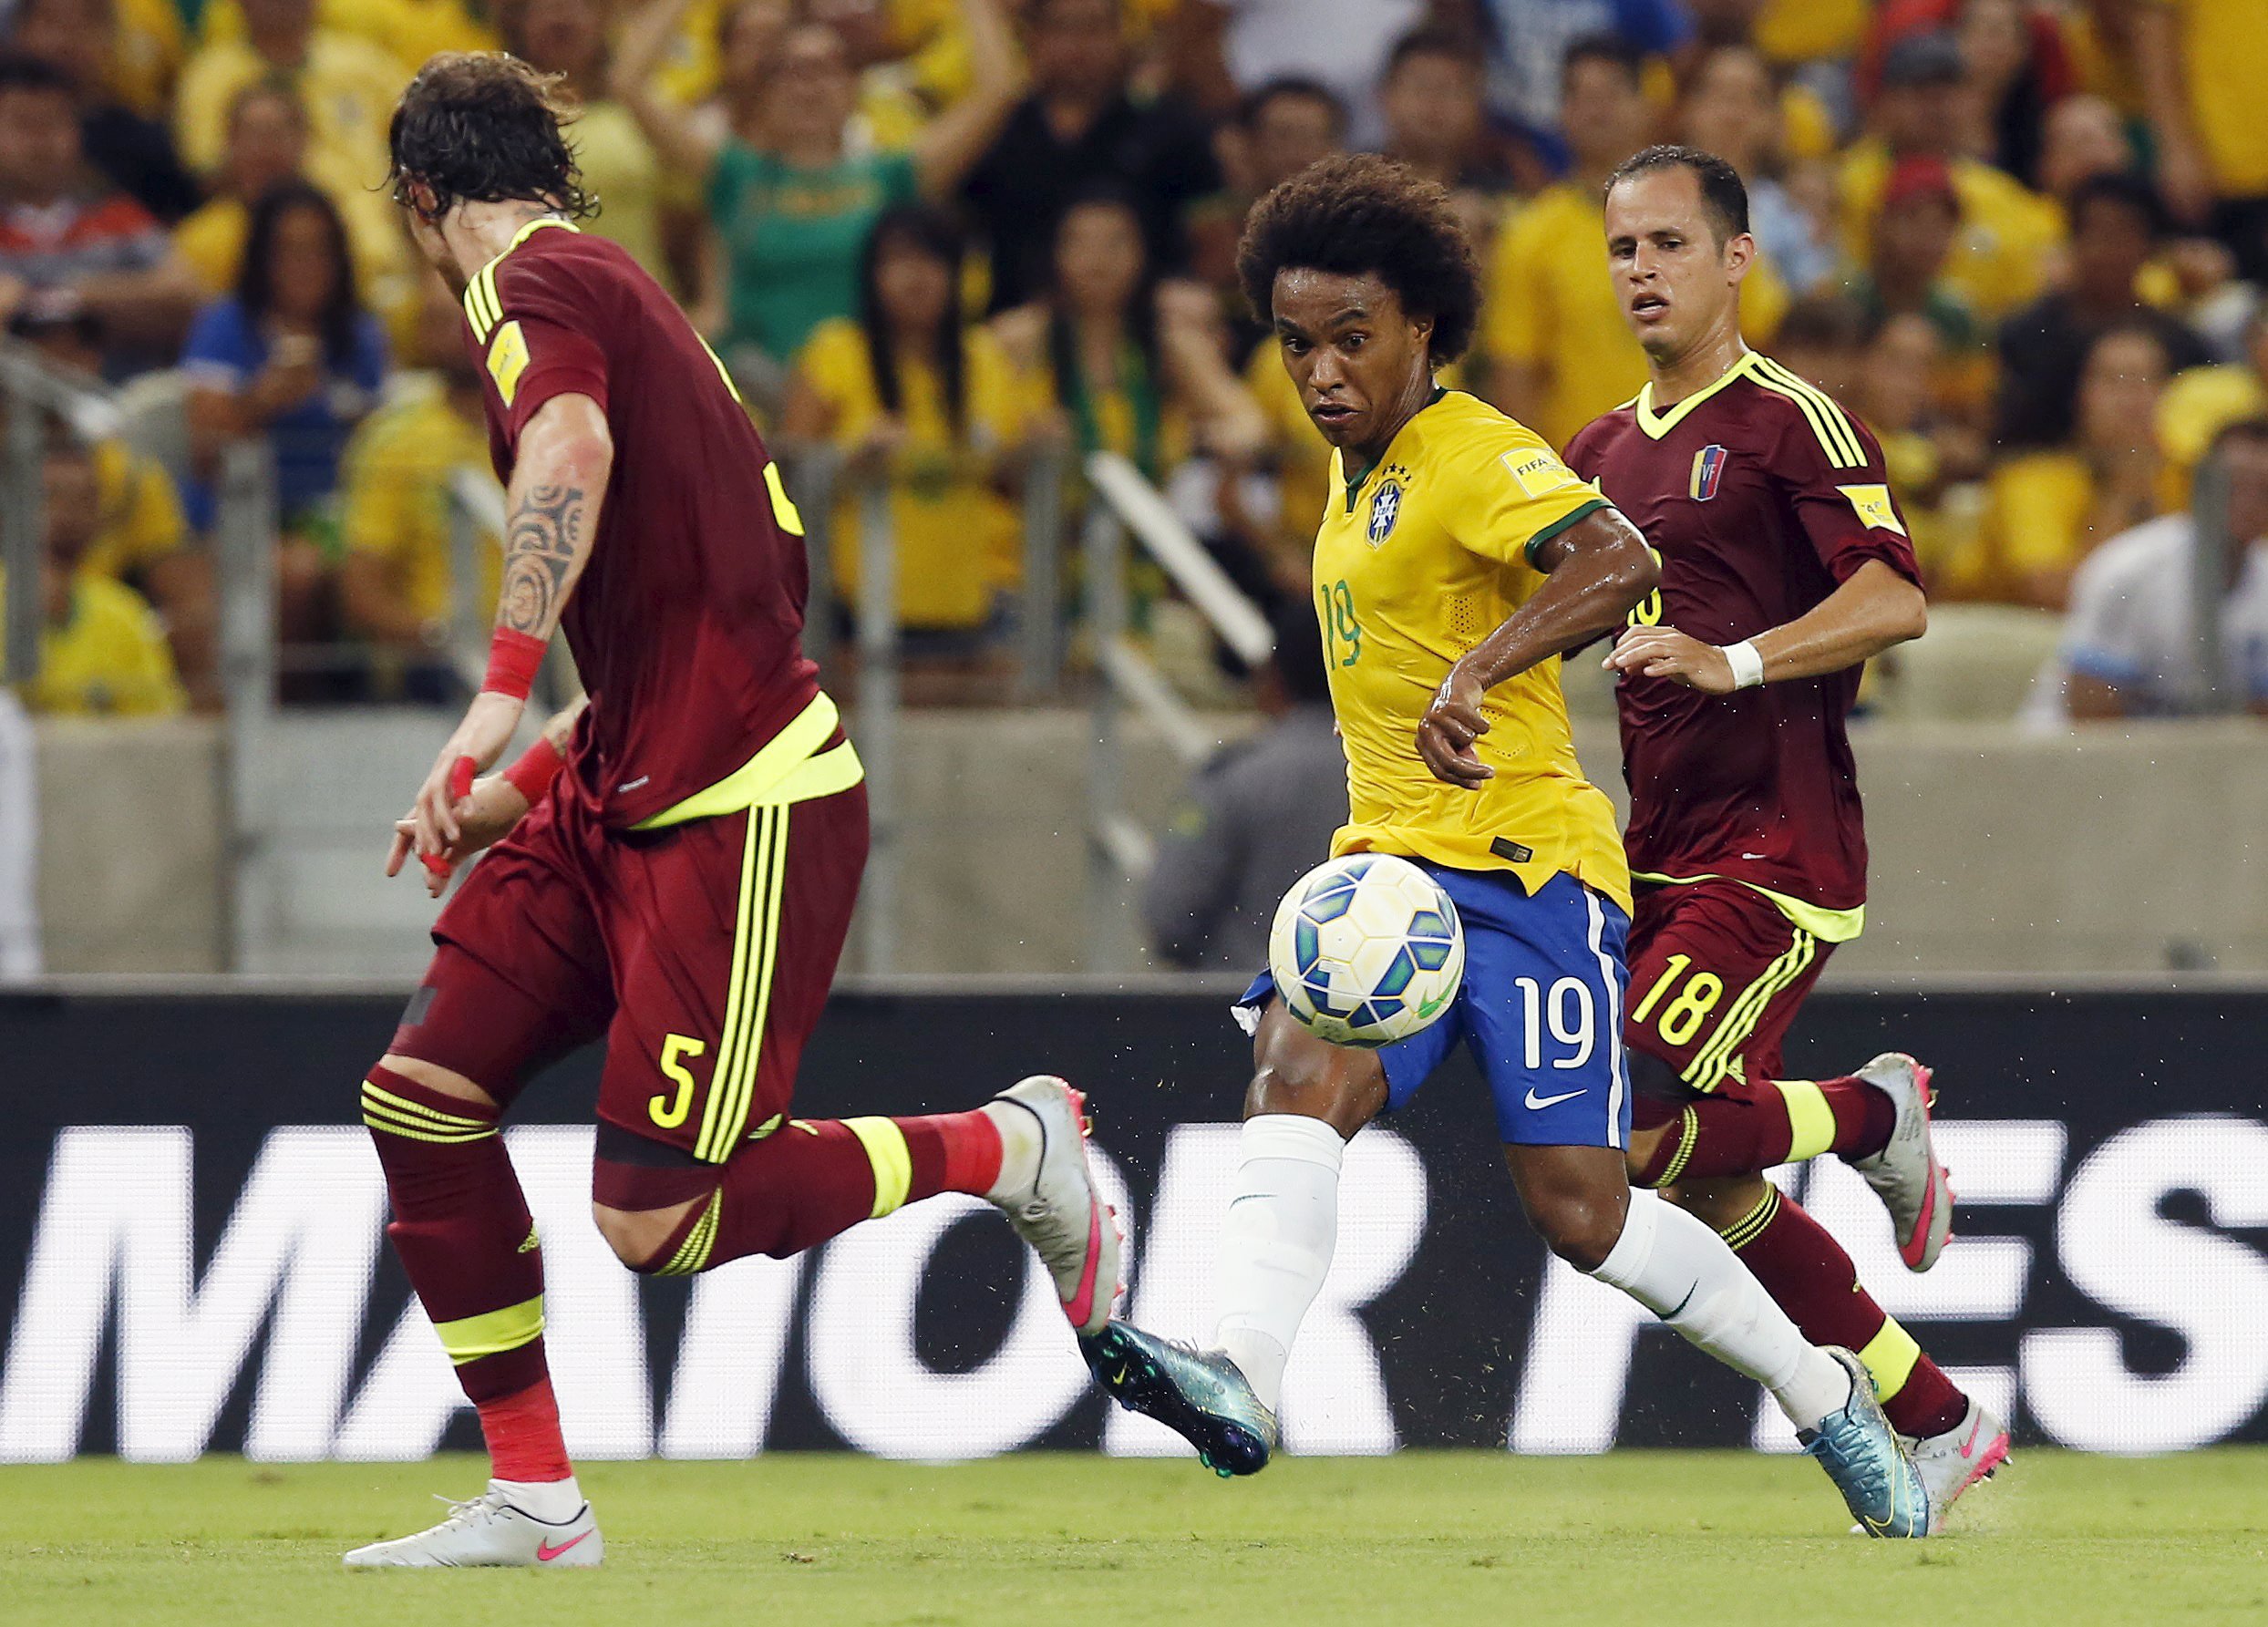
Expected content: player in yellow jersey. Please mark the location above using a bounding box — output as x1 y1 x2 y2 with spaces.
1085 155 1929 1538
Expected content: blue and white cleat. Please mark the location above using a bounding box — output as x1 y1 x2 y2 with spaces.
1799 1347 1932 1539
1082 1322 1278 1478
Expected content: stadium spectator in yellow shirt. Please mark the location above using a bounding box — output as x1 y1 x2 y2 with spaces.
8 307 213 705
2135 0 2268 280
198 0 495 77
5 434 186 717
1486 36 1786 455
173 0 407 206
505 0 695 300
1841 156 1994 416
1856 310 1987 590
1838 32 2063 324
338 276 498 700
1481 36 1658 456
1960 323 2176 609
782 202 1036 651
992 186 1263 486
172 79 414 345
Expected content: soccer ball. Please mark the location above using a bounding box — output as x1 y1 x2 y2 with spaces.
1268 853 1465 1048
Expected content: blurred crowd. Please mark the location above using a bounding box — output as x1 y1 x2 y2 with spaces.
1 0 2265 721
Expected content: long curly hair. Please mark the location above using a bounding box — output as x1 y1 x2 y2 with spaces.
387 51 595 221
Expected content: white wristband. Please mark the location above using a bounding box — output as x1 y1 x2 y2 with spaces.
1721 639 1766 690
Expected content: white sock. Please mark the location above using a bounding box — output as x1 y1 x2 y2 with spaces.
978 1100 1043 1201
1587 1189 1855 1432
1211 1113 1345 1415
494 1474 583 1522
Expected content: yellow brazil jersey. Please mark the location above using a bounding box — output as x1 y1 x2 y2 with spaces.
340 377 501 625
199 0 496 73
2157 362 2265 480
795 316 1032 629
82 438 187 585
1484 184 1789 455
1838 143 2065 323
0 570 185 717
1314 388 1631 912
2168 0 2268 195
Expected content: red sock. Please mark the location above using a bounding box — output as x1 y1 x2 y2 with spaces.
896 1109 1005 1195
477 1377 572 1483
1638 1076 1893 1186
618 1110 1005 1275
1721 1185 1967 1438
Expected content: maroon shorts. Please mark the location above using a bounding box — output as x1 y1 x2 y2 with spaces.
1623 878 1834 1127
389 777 868 1163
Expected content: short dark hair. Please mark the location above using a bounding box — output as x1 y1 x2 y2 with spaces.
1605 143 1751 242
387 51 593 221
1236 152 1481 364
1240 75 1345 137
1386 25 1481 80
225 75 308 135
1562 32 1645 93
2068 170 2166 241
2207 416 2268 461
0 51 75 99
1775 293 1871 352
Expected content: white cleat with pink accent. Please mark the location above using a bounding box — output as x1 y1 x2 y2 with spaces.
1847 1053 1955 1272
988 1076 1124 1336
1912 1401 2011 1532
343 1482 602 1569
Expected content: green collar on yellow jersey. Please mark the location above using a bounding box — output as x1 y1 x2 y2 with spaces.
1340 385 1448 510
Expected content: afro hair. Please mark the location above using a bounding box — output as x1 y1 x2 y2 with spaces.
1236 152 1482 365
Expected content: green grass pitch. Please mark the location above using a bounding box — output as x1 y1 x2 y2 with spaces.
4 1449 2264 1626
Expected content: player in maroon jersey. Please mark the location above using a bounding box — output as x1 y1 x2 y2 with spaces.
1564 145 2006 1527
342 55 1121 1569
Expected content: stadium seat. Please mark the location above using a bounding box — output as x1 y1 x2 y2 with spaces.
110 367 193 490
1867 603 2067 722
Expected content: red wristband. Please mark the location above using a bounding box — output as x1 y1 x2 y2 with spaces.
502 736 564 805
481 628 548 701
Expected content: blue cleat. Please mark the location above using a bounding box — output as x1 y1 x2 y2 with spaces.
1082 1322 1279 1478
1799 1346 1933 1538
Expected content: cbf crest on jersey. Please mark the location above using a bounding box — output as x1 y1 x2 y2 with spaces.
1367 478 1403 546
1689 444 1729 501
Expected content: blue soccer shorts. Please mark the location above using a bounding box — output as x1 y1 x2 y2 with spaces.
1239 864 1634 1148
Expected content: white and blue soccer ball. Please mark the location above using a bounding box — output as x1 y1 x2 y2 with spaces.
1268 853 1465 1048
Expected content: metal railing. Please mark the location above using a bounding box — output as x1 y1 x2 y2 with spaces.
771 441 1072 972
0 343 128 691
1080 449 1274 968
2186 446 2233 716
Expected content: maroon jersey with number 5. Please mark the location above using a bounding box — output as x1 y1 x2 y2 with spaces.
462 217 819 829
1563 350 1923 914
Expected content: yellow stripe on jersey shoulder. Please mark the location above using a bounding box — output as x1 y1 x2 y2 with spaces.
485 319 530 407
1752 357 1865 469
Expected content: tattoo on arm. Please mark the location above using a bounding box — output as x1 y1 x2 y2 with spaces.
496 481 586 637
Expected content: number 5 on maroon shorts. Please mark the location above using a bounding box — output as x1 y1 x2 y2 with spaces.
391 781 869 1156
